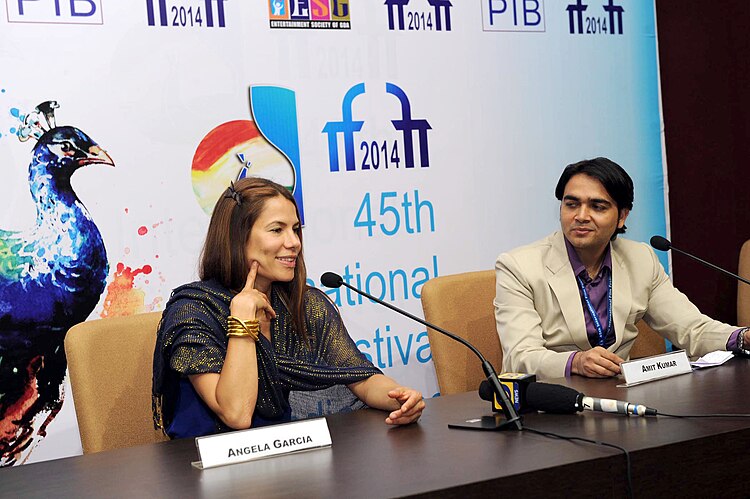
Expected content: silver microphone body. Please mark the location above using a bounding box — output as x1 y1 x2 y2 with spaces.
581 396 655 416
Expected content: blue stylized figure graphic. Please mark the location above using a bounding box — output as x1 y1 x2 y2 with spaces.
271 0 286 16
386 83 431 168
385 0 409 30
603 0 624 34
566 0 588 34
322 83 365 172
236 153 253 179
428 0 452 31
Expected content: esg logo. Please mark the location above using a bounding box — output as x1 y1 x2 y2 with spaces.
322 83 432 172
269 0 350 20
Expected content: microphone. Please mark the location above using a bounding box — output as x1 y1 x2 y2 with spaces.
650 235 750 286
321 272 523 431
477 373 536 413
579 393 657 417
648 235 671 252
479 381 657 417
320 272 343 288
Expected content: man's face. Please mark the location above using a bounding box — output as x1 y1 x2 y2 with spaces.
560 173 629 257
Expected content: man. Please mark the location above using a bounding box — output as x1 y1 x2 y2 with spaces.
494 157 750 379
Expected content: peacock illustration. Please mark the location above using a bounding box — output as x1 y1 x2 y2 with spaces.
0 101 112 330
0 101 112 466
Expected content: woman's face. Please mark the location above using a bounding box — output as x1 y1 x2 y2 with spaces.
245 195 301 293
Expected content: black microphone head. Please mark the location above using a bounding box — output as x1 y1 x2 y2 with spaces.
478 380 493 401
525 382 581 414
650 235 672 251
320 272 343 288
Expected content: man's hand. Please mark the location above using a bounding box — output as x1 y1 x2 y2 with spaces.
572 346 624 378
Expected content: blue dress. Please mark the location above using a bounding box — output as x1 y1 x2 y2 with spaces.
152 280 381 439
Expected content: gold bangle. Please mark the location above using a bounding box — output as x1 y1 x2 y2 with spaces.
227 316 260 341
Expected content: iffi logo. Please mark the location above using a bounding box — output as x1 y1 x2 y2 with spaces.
6 0 103 24
323 83 432 172
385 0 452 32
269 0 351 30
147 0 227 28
566 0 623 35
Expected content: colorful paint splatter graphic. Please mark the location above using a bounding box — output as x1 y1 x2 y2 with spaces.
0 102 112 466
191 120 295 214
0 88 17 143
97 214 169 319
100 262 162 318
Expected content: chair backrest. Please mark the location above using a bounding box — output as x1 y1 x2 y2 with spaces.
738 239 750 326
65 312 168 453
421 270 500 395
630 319 667 359
421 270 666 394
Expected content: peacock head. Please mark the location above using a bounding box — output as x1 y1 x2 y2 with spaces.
33 126 114 174
16 101 114 176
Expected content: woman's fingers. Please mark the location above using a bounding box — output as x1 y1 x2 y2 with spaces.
231 262 278 319
244 261 258 291
385 388 424 425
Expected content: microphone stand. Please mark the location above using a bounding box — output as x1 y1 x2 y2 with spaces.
669 247 750 286
650 235 750 286
327 277 522 431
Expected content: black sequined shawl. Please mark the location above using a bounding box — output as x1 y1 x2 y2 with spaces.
152 279 381 433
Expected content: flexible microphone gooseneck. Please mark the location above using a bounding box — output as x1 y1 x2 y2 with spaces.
650 235 750 286
320 272 523 430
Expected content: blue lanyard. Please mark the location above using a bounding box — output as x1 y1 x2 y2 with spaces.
576 271 612 347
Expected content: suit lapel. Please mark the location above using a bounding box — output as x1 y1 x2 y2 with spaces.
609 240 631 351
546 232 592 351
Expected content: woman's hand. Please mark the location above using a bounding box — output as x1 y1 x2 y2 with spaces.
191 263 272 429
347 375 425 425
229 261 276 321
385 387 425 425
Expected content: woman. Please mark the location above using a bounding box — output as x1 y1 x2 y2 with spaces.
153 177 424 438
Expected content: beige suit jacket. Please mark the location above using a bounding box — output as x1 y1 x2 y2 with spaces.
494 231 735 379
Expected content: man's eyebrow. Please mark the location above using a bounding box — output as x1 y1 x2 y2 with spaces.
562 195 612 205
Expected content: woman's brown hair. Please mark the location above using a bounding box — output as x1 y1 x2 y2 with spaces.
200 177 309 340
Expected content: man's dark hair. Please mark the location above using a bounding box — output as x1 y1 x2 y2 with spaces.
554 157 634 238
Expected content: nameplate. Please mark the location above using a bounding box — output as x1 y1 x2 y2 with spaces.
620 349 692 386
192 417 332 469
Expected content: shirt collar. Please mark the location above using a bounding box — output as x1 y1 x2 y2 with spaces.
564 237 612 280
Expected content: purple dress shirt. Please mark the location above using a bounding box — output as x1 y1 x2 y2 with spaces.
563 240 744 376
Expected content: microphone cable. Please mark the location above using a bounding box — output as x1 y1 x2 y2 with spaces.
657 412 750 418
522 426 633 499
522 411 750 498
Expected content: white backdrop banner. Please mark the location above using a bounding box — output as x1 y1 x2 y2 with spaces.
0 0 667 465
